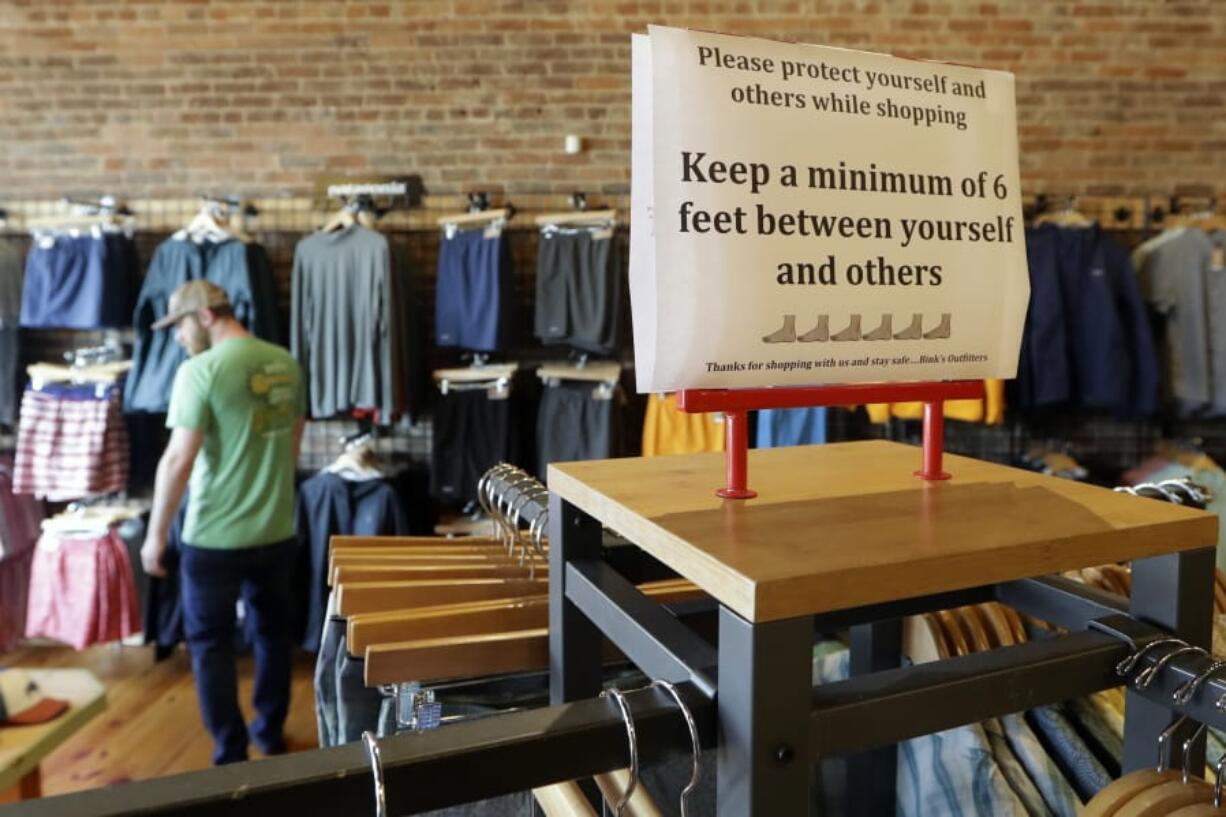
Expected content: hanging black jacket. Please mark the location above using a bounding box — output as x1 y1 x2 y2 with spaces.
294 472 410 651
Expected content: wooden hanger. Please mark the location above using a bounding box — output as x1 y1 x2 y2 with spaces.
226 209 255 243
902 614 950 664
336 578 549 616
1166 209 1226 232
331 546 520 560
534 771 665 817
966 604 1004 649
1081 770 1182 817
349 596 550 654
982 603 1016 647
330 553 525 578
332 549 522 568
1033 196 1092 227
1115 778 1214 816
595 768 666 817
432 363 518 384
42 504 144 534
537 361 622 384
27 360 132 388
365 627 551 685
174 207 234 244
346 579 702 653
534 782 599 816
25 212 127 233
332 563 545 585
437 208 512 227
331 534 504 549
320 205 378 233
330 536 507 553
533 208 618 227
934 610 971 657
955 607 993 653
1168 795 1226 815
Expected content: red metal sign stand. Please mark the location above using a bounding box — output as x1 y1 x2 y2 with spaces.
676 380 986 499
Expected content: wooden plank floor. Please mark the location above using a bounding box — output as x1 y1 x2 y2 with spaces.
0 643 319 800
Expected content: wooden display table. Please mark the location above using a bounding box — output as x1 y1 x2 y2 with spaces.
547 441 1219 815
0 669 106 803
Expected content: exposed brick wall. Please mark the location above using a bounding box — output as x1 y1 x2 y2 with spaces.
1 0 1224 200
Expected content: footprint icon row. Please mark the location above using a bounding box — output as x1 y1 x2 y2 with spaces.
763 313 951 343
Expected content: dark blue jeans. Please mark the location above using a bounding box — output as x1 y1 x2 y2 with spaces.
181 539 294 765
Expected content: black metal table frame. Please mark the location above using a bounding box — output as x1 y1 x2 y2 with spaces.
6 491 1221 817
549 493 1218 816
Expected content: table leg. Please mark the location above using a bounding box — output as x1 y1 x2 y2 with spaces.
1124 547 1216 774
848 620 902 814
717 607 812 816
549 495 604 705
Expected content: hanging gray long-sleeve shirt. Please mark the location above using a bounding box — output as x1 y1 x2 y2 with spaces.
1138 228 1214 415
291 225 397 420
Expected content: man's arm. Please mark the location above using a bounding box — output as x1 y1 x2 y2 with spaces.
141 426 204 577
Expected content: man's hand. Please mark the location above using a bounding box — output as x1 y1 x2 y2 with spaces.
141 535 168 578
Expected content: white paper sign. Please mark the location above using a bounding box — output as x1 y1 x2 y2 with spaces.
630 26 1030 392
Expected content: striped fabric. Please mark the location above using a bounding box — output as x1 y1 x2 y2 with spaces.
13 383 128 501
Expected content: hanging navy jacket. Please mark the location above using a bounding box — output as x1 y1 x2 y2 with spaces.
124 238 281 413
295 472 410 651
1017 225 1158 417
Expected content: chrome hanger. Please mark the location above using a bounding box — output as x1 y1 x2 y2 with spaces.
600 688 640 817
1180 722 1208 784
1173 659 1226 705
528 496 550 563
652 681 701 817
1156 716 1189 772
496 472 536 558
1117 638 1189 677
362 731 387 817
1136 646 1208 689
1215 753 1226 807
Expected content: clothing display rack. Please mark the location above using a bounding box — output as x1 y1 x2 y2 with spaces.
10 441 1226 816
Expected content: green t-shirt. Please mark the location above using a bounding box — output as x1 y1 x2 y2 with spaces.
166 337 305 548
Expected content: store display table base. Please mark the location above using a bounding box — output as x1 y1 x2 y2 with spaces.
547 441 1219 815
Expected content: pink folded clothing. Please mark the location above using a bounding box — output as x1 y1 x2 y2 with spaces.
13 383 129 502
24 529 139 650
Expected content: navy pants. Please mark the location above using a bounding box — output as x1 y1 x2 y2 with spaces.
181 539 293 765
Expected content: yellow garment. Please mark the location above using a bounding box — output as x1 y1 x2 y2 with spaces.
866 380 1006 426
642 393 725 456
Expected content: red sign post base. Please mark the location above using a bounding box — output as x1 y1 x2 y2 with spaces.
676 380 985 499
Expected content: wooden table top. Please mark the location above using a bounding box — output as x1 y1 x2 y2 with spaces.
548 441 1218 623
0 669 106 791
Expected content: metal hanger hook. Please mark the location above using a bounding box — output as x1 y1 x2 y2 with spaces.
600 688 640 817
1215 752 1226 807
1182 722 1208 784
362 731 387 817
1174 659 1226 705
652 681 701 817
529 494 550 562
1137 646 1207 689
1157 715 1190 772
1117 638 1189 677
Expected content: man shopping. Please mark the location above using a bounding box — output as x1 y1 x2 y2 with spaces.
141 280 305 765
